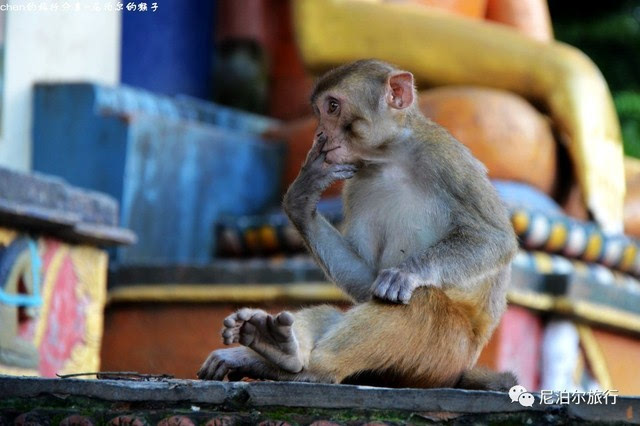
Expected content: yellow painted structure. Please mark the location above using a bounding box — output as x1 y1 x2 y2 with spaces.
0 227 107 377
292 0 624 232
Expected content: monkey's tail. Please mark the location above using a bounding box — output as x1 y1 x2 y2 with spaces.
455 367 518 391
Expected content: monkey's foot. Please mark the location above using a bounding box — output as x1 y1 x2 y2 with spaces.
222 308 303 373
198 347 264 381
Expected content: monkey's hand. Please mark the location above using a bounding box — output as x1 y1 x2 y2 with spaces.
372 268 426 304
284 137 358 223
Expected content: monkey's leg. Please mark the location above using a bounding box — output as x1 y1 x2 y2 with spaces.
222 306 344 374
302 289 480 387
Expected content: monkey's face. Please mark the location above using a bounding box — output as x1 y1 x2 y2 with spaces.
312 70 416 166
312 92 388 166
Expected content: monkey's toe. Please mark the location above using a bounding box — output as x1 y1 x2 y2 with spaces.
238 321 258 346
198 349 250 381
198 352 228 381
222 308 269 345
276 311 294 326
222 327 239 345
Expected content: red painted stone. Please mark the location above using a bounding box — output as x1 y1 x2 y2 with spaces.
40 242 85 377
59 414 94 426
493 305 542 391
11 239 91 377
157 416 195 426
257 421 291 426
204 417 236 426
107 415 147 426
309 421 341 426
14 412 50 426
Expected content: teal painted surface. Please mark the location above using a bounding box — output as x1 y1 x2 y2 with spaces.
33 83 284 263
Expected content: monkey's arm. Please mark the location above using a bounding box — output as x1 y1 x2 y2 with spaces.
374 223 517 303
284 140 376 303
295 211 376 303
402 224 516 285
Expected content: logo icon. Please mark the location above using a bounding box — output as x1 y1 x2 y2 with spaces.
509 385 535 407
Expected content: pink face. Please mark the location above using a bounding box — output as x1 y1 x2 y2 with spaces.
314 95 356 165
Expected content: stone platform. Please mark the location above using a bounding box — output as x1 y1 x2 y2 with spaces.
1 375 638 425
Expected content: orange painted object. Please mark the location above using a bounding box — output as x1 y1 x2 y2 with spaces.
419 86 557 195
486 0 553 42
388 0 487 19
102 303 237 378
563 182 590 222
264 117 343 198
590 328 640 395
101 301 350 379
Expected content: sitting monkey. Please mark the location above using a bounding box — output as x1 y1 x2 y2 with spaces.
198 60 518 389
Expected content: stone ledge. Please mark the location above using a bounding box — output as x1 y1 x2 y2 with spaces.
0 167 135 246
1 376 638 424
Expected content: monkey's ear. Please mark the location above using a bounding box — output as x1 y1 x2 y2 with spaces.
386 72 414 110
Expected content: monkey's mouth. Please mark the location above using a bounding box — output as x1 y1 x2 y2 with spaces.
321 146 341 154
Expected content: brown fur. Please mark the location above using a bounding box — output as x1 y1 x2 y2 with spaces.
300 288 481 387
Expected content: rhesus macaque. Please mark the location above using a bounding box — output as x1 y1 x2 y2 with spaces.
199 60 518 389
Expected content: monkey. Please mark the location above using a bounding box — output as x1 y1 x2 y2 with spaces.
198 59 519 390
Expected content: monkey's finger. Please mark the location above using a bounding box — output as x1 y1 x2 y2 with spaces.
372 281 388 299
310 134 328 153
397 285 414 304
308 149 328 168
373 272 400 301
329 169 356 181
305 138 328 165
327 164 358 175
384 283 402 304
332 163 359 172
372 271 392 294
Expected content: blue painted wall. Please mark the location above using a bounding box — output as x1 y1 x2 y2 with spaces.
33 83 284 264
32 85 129 203
120 117 283 263
121 0 216 99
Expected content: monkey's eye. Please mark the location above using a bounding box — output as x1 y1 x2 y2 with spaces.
327 99 340 115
